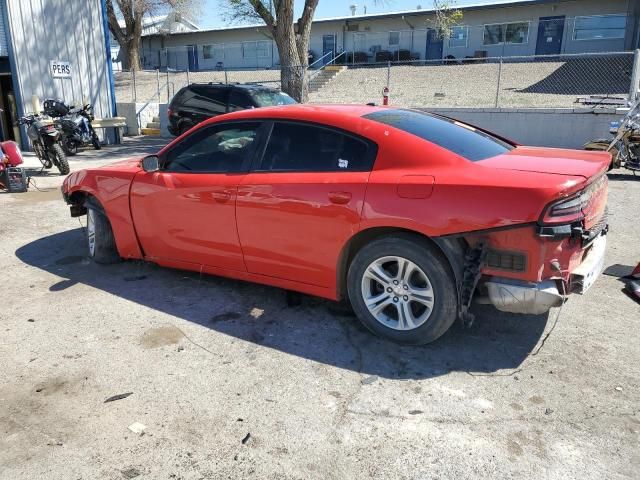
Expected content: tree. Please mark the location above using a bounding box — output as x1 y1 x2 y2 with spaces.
106 0 200 71
429 0 463 39
224 0 319 103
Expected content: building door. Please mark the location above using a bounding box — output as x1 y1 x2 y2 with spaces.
187 44 199 71
425 29 443 61
322 34 336 64
536 16 565 55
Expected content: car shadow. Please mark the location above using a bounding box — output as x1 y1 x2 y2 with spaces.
16 228 550 380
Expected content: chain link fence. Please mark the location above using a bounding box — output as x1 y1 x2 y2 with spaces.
115 51 636 109
309 51 636 108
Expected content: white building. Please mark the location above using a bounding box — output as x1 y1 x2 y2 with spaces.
140 0 640 71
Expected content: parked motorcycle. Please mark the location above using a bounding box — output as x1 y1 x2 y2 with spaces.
584 99 640 173
18 114 69 175
44 99 100 155
0 140 28 192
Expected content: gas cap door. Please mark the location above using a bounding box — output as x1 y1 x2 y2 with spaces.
396 175 435 199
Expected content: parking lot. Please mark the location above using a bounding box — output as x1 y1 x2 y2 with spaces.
1 137 639 479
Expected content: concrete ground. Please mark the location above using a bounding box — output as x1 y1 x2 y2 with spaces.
1 137 639 480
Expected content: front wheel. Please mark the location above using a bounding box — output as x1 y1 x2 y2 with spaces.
85 201 120 264
62 137 78 156
347 235 458 345
50 143 69 175
91 130 101 150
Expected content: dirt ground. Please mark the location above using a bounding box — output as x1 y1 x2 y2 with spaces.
1 137 639 480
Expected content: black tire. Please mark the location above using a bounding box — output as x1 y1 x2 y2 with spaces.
51 144 70 175
62 137 78 156
85 199 121 264
91 131 101 150
347 234 458 345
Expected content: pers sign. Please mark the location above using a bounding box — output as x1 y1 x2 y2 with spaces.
50 61 71 78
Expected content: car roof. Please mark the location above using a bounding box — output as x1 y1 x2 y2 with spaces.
211 103 384 121
187 82 281 91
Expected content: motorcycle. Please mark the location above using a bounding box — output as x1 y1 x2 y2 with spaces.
18 114 69 175
584 99 640 173
0 140 28 192
44 99 101 155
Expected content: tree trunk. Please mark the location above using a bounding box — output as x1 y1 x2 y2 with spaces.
274 30 308 103
122 37 142 71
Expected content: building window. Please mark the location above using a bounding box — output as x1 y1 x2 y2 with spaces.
389 31 400 46
573 14 626 41
448 26 468 48
203 45 212 59
483 22 529 45
242 40 270 58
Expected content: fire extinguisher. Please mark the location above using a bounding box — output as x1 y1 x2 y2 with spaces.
382 86 389 106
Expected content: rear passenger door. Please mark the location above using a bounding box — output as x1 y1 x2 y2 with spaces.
185 85 229 124
236 121 377 288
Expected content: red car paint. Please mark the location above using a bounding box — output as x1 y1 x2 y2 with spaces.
62 105 609 301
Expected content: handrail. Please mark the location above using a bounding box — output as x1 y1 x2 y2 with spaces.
136 80 174 116
308 51 347 81
308 51 333 70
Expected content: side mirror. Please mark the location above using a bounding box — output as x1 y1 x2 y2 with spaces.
142 155 160 172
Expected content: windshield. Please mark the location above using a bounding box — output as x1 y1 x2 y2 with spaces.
250 90 296 107
363 109 514 162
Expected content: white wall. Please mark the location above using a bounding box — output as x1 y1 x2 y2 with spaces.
6 0 115 148
424 107 621 149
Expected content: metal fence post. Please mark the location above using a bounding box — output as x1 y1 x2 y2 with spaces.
495 57 503 108
186 65 190 86
629 49 640 102
156 69 160 98
132 69 137 103
166 69 170 103
224 69 228 84
387 61 391 88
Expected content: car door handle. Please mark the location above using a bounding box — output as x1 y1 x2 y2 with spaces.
328 191 352 205
212 189 232 203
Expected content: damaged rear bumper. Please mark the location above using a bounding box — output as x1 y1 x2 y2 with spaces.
484 279 564 315
483 233 607 315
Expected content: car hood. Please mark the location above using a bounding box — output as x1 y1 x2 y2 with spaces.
478 146 610 179
96 157 143 172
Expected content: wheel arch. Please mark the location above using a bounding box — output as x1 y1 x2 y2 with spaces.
336 227 467 302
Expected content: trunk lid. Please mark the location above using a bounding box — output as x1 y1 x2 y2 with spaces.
479 146 610 179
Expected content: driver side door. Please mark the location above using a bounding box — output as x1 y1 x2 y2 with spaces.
130 121 264 271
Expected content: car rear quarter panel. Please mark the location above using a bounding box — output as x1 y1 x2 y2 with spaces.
65 163 143 259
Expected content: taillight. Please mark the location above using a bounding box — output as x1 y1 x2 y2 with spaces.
540 174 607 225
167 108 173 118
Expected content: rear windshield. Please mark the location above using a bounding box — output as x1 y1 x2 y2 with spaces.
363 109 514 161
250 90 296 107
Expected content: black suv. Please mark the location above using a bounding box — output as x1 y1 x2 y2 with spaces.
167 83 296 136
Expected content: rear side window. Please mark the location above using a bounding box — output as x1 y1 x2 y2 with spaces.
186 86 228 115
363 109 513 161
259 122 376 172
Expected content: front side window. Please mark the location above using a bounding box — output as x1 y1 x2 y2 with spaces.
573 14 626 40
363 109 513 162
164 122 260 173
186 86 228 115
448 26 468 48
228 90 255 112
250 90 296 107
259 122 376 172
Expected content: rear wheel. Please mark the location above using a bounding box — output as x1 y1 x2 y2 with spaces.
50 144 69 175
85 201 120 264
347 235 458 345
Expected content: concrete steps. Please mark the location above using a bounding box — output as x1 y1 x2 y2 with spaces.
309 66 347 93
142 116 161 136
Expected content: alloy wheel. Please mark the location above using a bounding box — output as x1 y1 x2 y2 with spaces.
360 255 435 331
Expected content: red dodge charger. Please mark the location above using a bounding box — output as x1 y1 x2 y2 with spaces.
62 105 609 344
